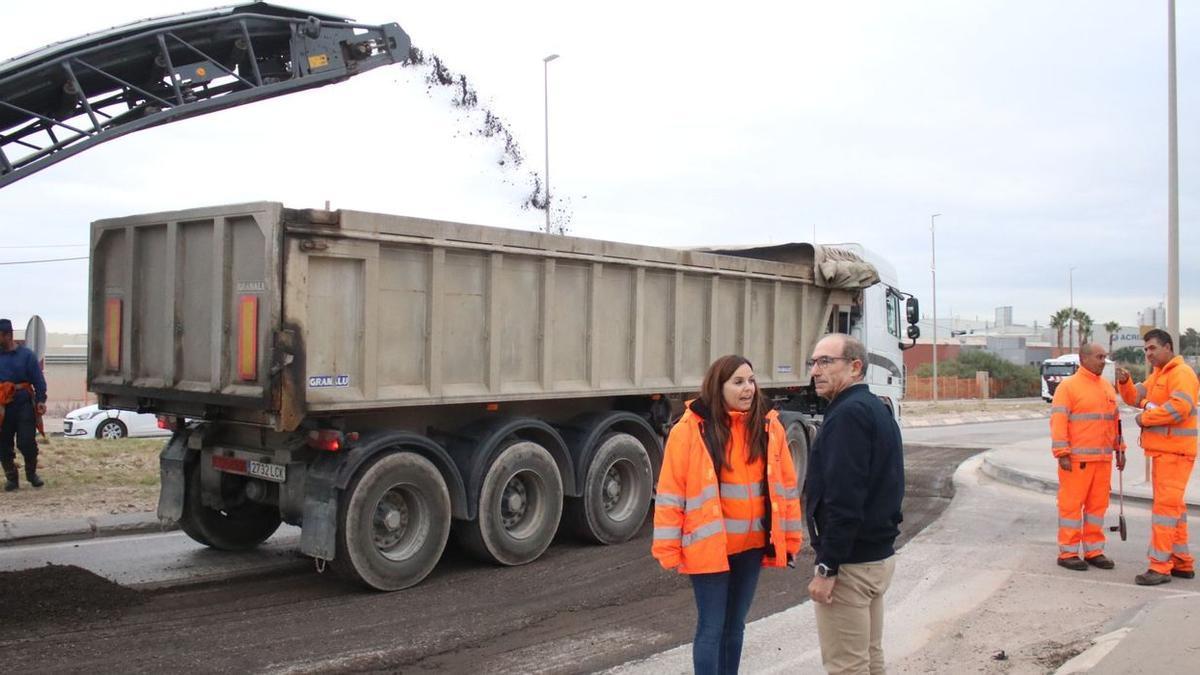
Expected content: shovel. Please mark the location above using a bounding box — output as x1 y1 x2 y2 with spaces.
1108 419 1127 541
1108 465 1127 541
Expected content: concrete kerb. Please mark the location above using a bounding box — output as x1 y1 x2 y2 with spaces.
0 511 172 546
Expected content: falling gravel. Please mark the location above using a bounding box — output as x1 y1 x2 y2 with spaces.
405 46 571 234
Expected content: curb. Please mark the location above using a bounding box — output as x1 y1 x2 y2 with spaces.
979 452 1200 509
902 411 1050 429
0 512 174 546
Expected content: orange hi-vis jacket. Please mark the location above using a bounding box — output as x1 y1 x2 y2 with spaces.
1050 368 1125 462
652 400 803 574
1119 355 1199 458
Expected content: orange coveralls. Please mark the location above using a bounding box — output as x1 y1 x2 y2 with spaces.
1119 355 1198 574
1050 368 1124 560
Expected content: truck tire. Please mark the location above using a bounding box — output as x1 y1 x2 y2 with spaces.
179 462 282 551
785 421 810 492
334 451 451 591
457 439 563 566
565 432 652 544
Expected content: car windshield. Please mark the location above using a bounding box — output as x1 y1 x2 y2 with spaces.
1043 364 1076 376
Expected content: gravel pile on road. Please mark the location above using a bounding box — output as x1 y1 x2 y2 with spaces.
0 564 143 627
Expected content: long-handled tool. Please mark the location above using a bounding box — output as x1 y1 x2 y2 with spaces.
1109 419 1127 541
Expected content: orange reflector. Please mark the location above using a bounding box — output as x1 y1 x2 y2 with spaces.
486 403 500 412
104 298 122 372
237 295 258 381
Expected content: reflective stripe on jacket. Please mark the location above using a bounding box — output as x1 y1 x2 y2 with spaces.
1119 355 1199 458
1050 368 1124 463
652 400 803 574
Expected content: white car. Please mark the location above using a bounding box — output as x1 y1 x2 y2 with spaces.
61 404 171 440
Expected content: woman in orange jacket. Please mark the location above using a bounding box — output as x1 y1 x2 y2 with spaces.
652 354 804 675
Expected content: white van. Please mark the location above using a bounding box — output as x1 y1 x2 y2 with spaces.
1040 353 1116 402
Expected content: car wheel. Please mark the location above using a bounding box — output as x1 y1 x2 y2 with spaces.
96 419 127 440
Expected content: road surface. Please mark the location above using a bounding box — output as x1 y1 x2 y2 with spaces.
0 442 980 674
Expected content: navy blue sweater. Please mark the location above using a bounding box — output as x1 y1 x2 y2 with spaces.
0 345 47 404
804 383 904 572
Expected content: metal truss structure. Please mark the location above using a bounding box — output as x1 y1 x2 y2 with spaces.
0 2 410 188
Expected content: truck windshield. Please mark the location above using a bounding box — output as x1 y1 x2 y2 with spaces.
1043 364 1076 376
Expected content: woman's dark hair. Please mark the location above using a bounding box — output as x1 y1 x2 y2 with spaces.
698 354 770 471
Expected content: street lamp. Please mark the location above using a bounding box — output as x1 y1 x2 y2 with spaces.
542 53 560 234
931 213 941 402
1069 266 1076 351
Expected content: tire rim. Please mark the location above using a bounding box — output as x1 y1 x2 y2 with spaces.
601 459 637 521
500 470 543 538
100 422 122 439
372 484 429 561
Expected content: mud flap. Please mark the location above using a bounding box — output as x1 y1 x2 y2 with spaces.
156 432 190 522
300 453 340 560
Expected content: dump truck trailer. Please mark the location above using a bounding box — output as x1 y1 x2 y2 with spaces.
88 202 918 590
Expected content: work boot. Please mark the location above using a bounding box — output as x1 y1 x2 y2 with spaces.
1135 570 1172 586
1057 556 1088 571
2 459 17 492
1085 554 1115 569
24 457 43 489
1170 569 1196 579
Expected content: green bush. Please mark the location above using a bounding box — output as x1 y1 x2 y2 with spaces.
914 350 1040 398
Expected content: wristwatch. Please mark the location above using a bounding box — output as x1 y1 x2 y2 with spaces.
815 562 837 578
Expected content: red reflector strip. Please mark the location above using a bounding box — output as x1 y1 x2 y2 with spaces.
104 298 122 371
237 295 258 381
212 455 248 475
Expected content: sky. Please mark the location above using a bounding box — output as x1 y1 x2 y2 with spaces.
0 0 1196 335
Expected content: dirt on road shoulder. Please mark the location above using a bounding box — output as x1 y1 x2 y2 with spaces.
0 436 162 521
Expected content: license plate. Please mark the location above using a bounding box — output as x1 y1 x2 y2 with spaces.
247 460 286 483
211 455 287 483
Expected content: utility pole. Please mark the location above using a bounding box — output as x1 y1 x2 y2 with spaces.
1167 0 1180 344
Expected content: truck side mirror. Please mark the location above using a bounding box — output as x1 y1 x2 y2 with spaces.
907 324 920 340
906 297 920 325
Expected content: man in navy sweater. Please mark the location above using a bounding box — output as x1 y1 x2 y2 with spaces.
804 333 904 674
0 318 48 490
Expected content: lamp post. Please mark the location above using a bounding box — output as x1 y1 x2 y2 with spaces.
931 213 941 402
1068 266 1076 351
542 53 560 234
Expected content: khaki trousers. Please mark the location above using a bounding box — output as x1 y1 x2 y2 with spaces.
814 556 896 675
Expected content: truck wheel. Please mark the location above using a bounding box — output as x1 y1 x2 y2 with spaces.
457 439 563 566
179 462 282 551
785 422 810 492
565 433 652 544
334 452 451 591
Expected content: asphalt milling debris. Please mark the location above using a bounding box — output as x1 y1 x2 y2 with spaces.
0 564 144 628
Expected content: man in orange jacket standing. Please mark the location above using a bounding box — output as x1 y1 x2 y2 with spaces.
1117 328 1198 585
1050 343 1125 571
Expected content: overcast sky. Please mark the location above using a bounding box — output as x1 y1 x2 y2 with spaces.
1 0 1196 335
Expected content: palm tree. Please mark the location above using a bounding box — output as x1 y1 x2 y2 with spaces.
1104 321 1121 351
1050 308 1072 348
1074 309 1093 345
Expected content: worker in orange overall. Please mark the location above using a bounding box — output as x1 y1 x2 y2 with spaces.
1050 343 1125 571
1117 328 1198 585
